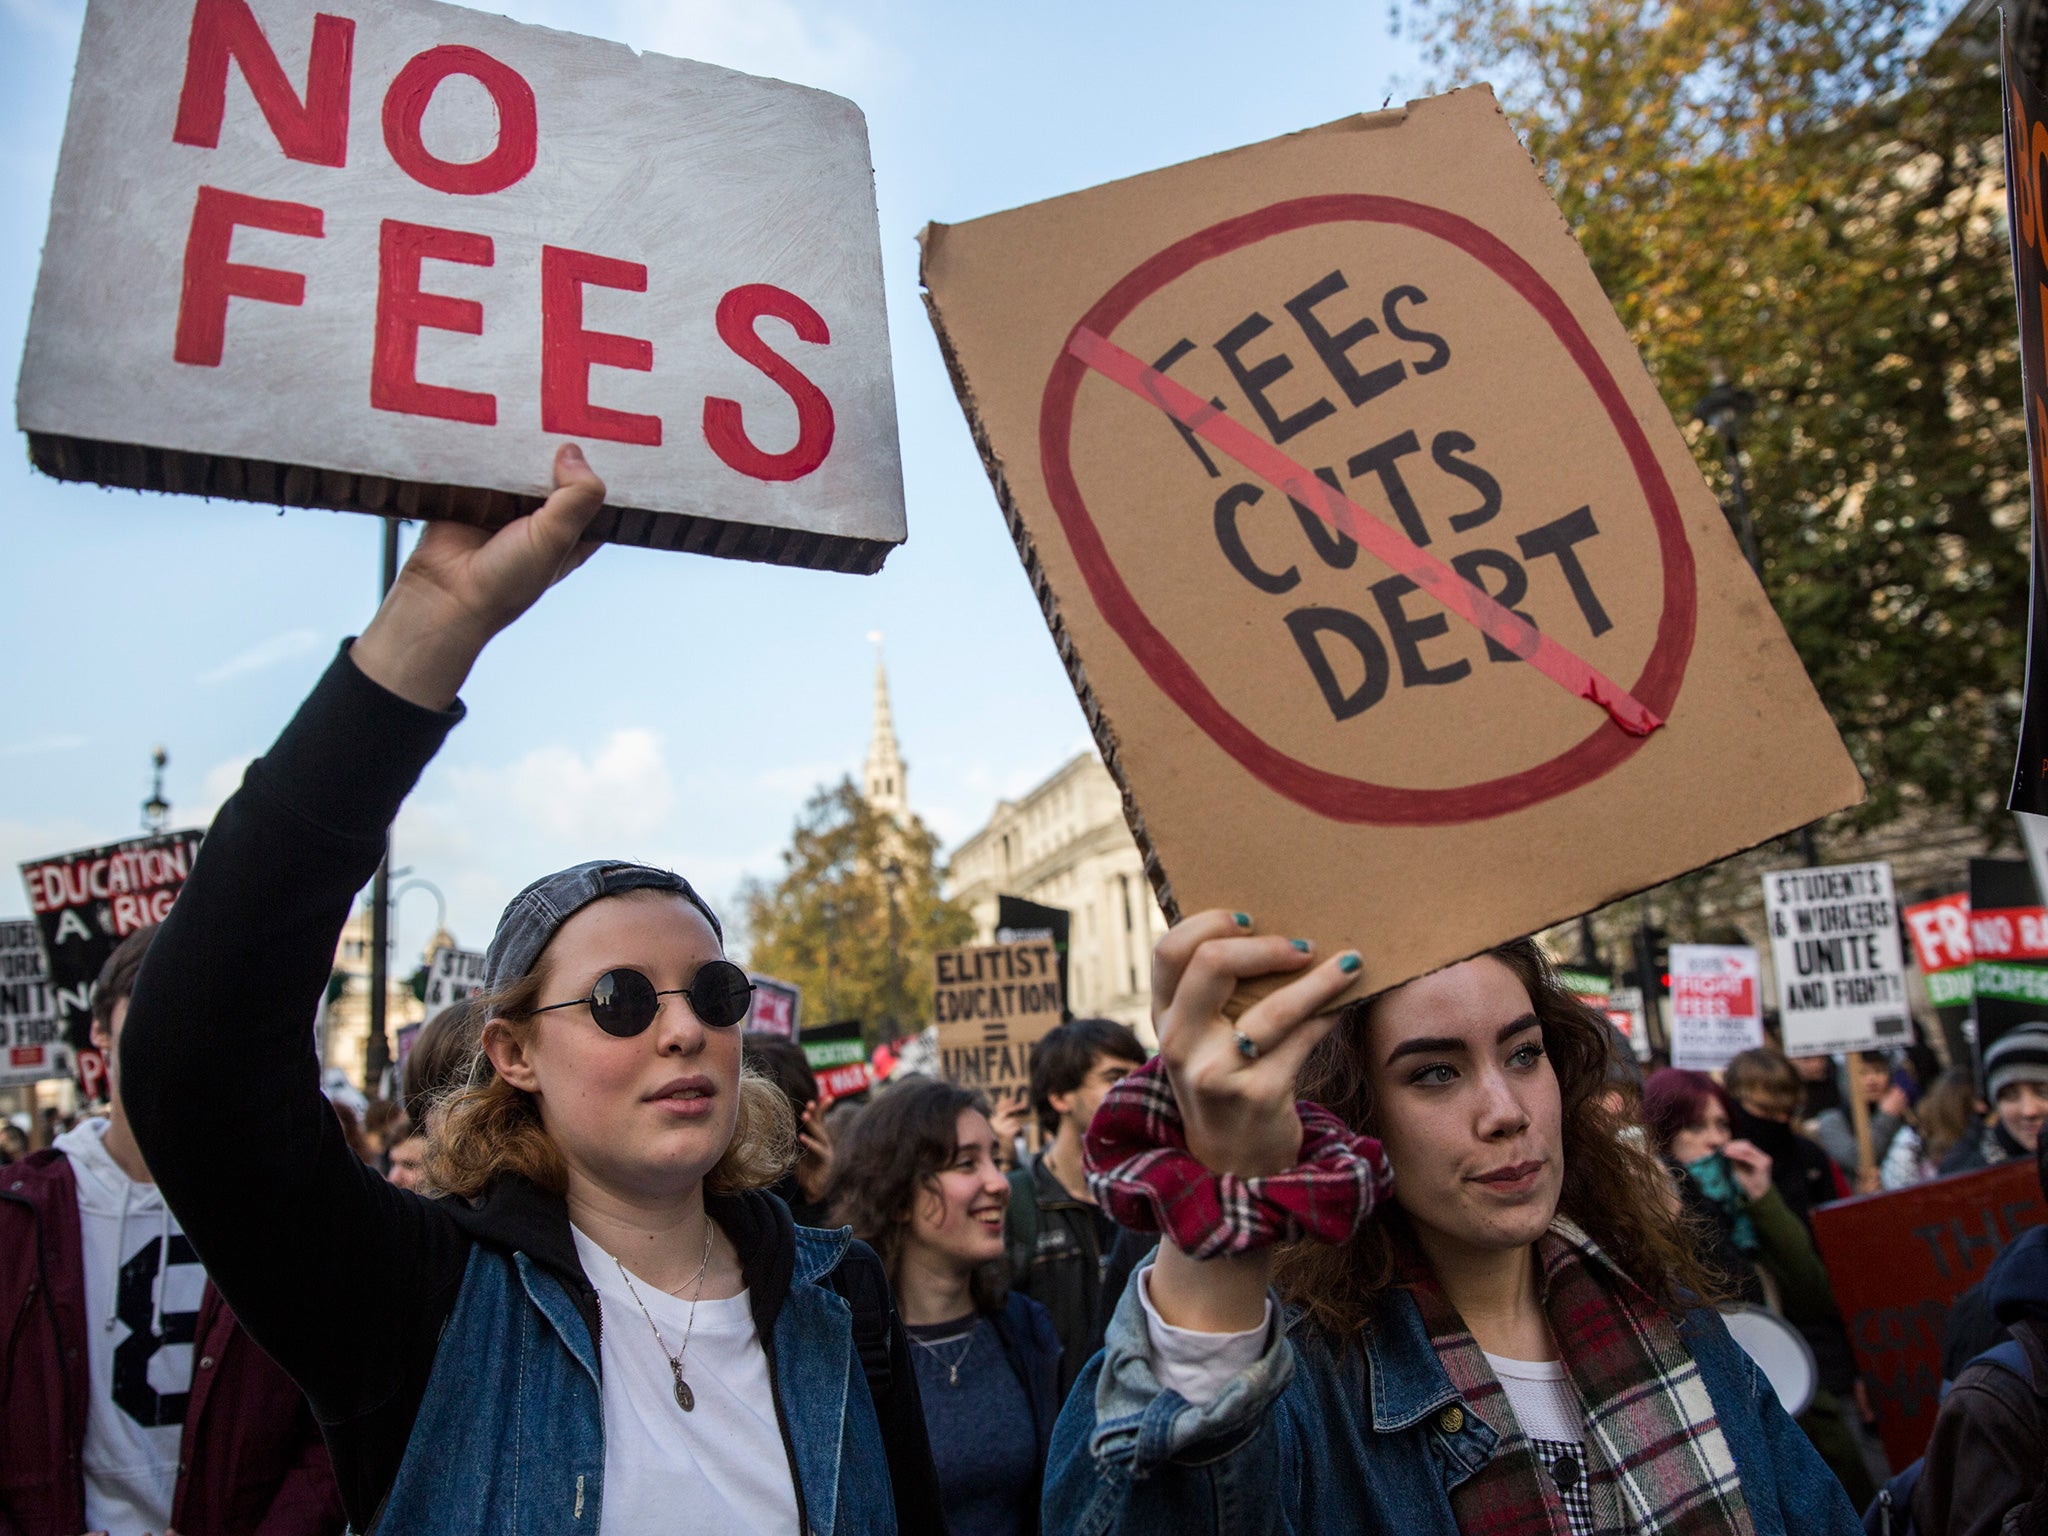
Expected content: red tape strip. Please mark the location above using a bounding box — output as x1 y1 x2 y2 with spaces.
1064 325 1663 739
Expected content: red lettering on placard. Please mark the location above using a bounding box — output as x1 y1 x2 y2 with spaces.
382 45 538 196
174 0 354 167
540 245 660 446
703 283 834 481
372 220 495 424
174 185 324 367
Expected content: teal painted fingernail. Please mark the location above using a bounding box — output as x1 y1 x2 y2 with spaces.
1339 952 1362 974
1233 912 1251 928
1291 938 1311 952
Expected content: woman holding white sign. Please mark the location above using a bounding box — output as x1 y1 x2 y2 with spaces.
118 448 943 1536
1044 915 1862 1536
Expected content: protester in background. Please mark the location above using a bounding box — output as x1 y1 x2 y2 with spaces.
742 1032 835 1226
1912 1136 2048 1536
362 1097 404 1158
1643 1067 1876 1510
0 925 343 1536
1725 1048 1852 1216
119 450 943 1536
401 998 487 1129
1007 1015 1150 1394
0 1119 27 1162
1047 920 1860 1536
383 1114 428 1191
832 1078 1060 1536
1880 1068 1979 1190
1942 1024 2048 1174
1802 1051 1906 1189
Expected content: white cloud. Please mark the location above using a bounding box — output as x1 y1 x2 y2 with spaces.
448 728 674 848
198 629 323 686
190 755 257 827
0 734 86 760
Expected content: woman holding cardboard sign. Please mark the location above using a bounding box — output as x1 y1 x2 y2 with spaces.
118 447 943 1536
1044 916 1862 1536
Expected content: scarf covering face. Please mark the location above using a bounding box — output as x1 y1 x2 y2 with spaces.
1396 1219 1758 1536
1682 1152 1760 1255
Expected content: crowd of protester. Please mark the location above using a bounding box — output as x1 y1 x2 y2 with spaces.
4 462 2047 1536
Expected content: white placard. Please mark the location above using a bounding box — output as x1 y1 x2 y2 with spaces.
1669 943 1763 1071
1762 862 1908 1056
1606 984 1652 1063
18 0 904 571
423 944 486 1008
0 919 73 1086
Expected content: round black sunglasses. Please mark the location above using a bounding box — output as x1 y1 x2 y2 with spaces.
533 962 754 1036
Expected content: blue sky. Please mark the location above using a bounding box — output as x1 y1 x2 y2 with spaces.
1 0 1424 964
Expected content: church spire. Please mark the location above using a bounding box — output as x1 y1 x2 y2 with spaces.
864 633 907 820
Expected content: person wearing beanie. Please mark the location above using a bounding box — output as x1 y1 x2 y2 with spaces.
1942 1022 2048 1175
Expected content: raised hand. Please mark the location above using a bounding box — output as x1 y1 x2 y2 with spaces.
1152 910 1360 1179
350 442 608 710
1722 1138 1774 1203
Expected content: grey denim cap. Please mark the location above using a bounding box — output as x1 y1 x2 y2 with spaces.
484 860 724 993
1986 1021 2048 1102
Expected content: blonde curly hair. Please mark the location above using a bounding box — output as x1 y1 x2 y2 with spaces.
424 918 796 1201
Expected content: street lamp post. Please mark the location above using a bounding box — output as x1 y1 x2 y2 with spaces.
1693 375 1760 575
141 747 170 834
365 518 402 1095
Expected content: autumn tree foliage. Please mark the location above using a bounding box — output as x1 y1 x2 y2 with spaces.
737 778 974 1041
1426 0 2029 832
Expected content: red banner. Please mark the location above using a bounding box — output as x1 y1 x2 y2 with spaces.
1901 893 1971 974
1811 1159 2046 1468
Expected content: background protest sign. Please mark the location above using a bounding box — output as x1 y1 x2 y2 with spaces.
920 87 1862 997
1903 892 1973 1007
2002 32 2048 813
1762 862 1908 1056
933 939 1062 1115
1560 966 1651 1063
422 945 485 1008
1668 943 1762 1070
17 0 905 575
1967 857 2048 1067
21 830 204 1094
0 919 71 1087
745 974 801 1039
800 1018 871 1103
1813 1158 2045 1467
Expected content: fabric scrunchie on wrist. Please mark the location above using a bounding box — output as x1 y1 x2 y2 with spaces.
1082 1057 1393 1258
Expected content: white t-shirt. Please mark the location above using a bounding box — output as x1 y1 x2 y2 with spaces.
570 1226 799 1536
56 1118 207 1536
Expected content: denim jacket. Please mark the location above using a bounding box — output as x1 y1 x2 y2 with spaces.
1044 1271 1863 1536
370 1222 902 1536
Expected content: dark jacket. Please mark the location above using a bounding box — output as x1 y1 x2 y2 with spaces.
1912 1227 2048 1536
1007 1153 1120 1397
118 647 944 1535
987 1291 1063 1536
1730 1106 1849 1223
0 1149 344 1536
1940 1120 2030 1177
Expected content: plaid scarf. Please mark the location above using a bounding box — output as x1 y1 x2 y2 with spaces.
1083 1058 1393 1257
1396 1219 1757 1536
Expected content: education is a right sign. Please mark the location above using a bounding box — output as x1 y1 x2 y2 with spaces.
920 87 1861 993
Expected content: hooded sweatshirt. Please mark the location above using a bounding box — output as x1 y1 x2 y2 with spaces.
53 1117 206 1536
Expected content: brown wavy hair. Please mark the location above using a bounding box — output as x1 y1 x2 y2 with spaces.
826 1077 1009 1313
1273 938 1720 1338
426 915 796 1201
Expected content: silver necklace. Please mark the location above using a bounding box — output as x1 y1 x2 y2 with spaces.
909 1324 976 1388
611 1222 715 1412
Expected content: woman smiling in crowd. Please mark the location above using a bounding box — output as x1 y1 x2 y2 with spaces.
119 449 941 1535
1047 913 1861 1536
832 1079 1061 1536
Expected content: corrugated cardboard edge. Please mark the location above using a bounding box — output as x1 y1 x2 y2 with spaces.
919 225 1182 927
26 432 897 575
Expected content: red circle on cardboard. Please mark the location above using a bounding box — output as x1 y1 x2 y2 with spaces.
1038 195 1698 826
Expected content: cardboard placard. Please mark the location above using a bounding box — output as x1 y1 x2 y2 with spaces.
20 830 205 1093
745 974 802 1040
933 940 1062 1114
17 0 905 574
1968 857 2048 1065
423 944 485 1009
1812 1158 2046 1468
2002 30 2048 814
0 920 72 1087
1902 892 1973 1007
918 87 1861 996
1668 943 1762 1071
1762 862 1908 1056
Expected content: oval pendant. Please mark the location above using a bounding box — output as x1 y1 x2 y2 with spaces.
673 1371 696 1412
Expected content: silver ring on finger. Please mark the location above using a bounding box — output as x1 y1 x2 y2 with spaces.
1233 1028 1260 1061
